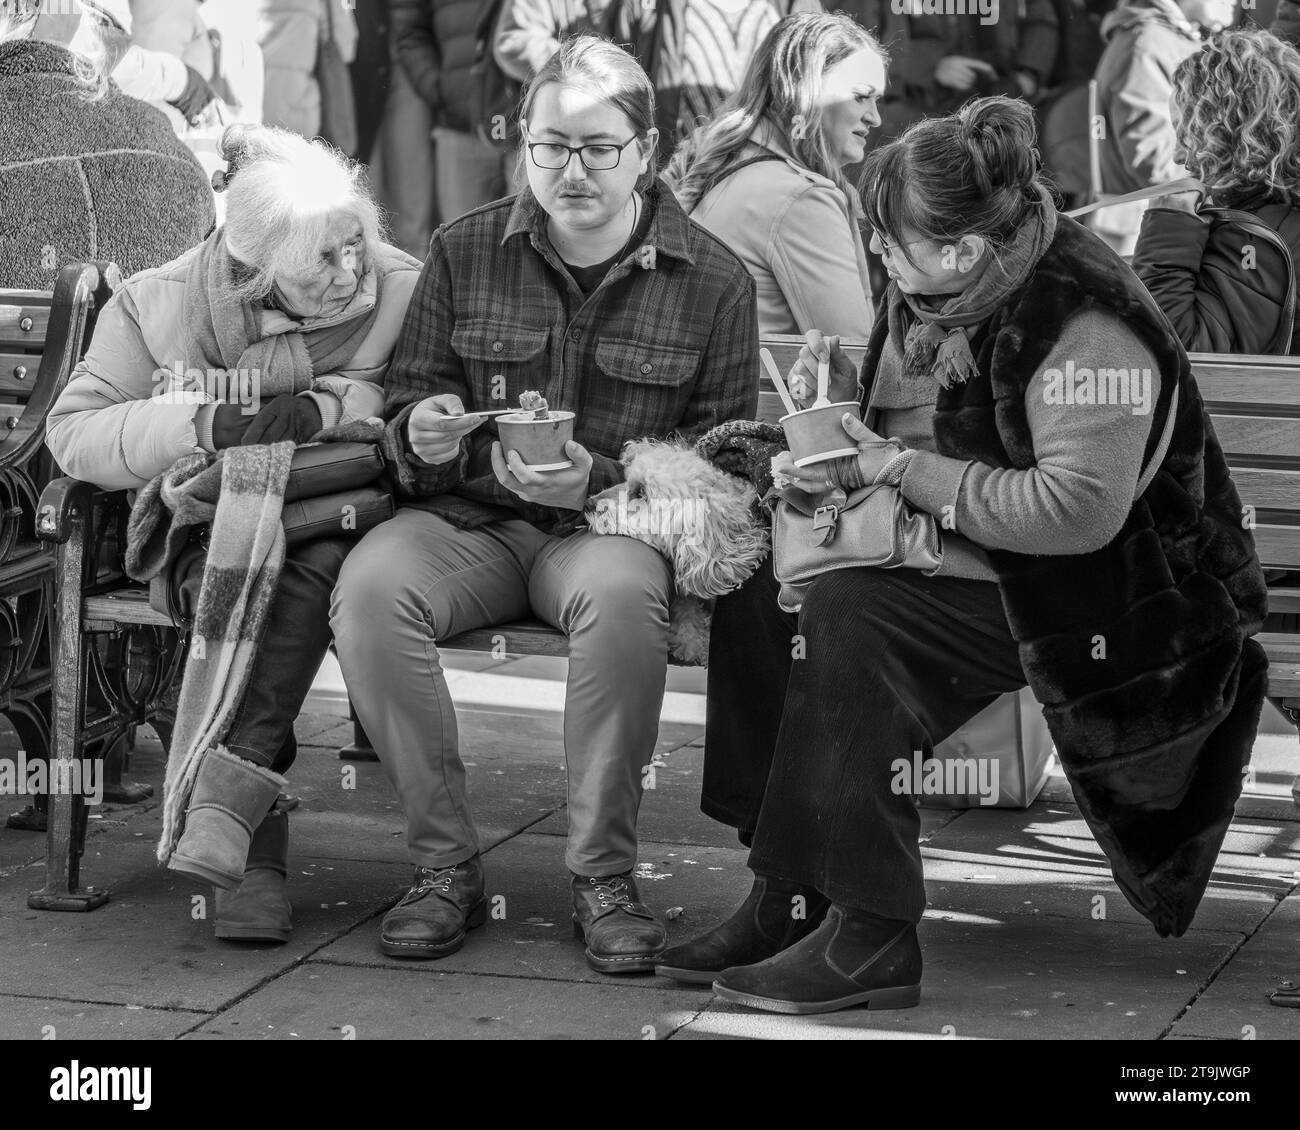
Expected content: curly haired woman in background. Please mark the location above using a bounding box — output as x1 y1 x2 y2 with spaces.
1132 27 1300 356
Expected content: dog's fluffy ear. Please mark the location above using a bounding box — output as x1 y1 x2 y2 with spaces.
671 479 770 598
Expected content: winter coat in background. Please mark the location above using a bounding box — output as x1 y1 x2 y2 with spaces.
493 0 608 82
1132 194 1300 355
254 0 357 139
1094 0 1199 195
351 0 392 161
391 0 482 132
606 0 824 154
689 120 873 340
0 40 215 290
891 0 1060 115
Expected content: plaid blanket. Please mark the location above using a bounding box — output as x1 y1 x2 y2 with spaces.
125 442 296 863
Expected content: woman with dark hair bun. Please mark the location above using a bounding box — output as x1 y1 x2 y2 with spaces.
659 96 1269 1014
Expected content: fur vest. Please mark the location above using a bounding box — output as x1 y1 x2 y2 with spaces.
862 216 1269 938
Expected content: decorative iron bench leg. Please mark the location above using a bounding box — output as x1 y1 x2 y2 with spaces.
29 493 108 910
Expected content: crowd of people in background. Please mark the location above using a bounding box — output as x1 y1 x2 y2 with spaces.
7 0 1300 319
2 0 1299 1014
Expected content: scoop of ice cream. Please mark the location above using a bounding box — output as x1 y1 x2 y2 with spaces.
519 390 549 418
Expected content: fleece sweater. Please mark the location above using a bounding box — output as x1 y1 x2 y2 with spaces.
0 40 215 289
871 306 1161 581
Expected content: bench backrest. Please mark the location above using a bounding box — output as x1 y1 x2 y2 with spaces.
0 264 115 561
1189 353 1300 572
0 263 115 468
754 339 1300 571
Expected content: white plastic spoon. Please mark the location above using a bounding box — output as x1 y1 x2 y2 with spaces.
760 348 800 417
813 357 832 408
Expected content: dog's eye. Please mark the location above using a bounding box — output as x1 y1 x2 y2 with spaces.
627 484 644 499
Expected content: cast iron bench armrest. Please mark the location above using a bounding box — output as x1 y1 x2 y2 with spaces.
35 476 97 544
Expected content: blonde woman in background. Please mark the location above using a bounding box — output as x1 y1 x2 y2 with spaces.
666 10 886 384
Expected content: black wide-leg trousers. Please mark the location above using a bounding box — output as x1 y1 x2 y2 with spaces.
703 557 1027 924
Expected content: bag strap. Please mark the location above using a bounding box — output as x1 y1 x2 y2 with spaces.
691 152 785 210
1064 176 1203 220
1202 206 1297 356
319 0 332 44
1133 383 1179 500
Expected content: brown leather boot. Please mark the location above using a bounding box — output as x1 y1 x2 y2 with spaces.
571 872 666 974
381 856 486 959
656 873 830 984
213 809 292 943
169 748 285 889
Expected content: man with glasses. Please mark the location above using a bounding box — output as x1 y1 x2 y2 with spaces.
332 35 758 971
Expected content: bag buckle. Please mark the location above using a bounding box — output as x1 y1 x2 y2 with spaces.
812 504 839 546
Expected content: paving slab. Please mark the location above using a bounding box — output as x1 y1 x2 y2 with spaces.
0 839 409 1013
183 964 711 1040
312 833 754 985
1166 894 1300 1040
0 994 202 1040
674 912 1236 1041
920 806 1298 934
529 745 966 849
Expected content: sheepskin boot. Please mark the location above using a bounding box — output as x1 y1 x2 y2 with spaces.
168 748 286 889
214 809 292 943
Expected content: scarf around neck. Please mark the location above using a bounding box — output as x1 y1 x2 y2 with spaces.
887 185 1058 389
181 229 382 404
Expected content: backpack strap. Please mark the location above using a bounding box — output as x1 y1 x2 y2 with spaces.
1202 206 1298 356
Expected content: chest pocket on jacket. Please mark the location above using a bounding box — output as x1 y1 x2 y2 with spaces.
586 339 701 442
452 319 551 405
594 340 700 387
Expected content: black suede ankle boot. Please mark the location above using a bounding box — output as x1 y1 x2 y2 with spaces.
711 904 922 1015
655 873 830 984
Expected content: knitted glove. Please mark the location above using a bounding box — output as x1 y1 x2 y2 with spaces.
241 395 323 446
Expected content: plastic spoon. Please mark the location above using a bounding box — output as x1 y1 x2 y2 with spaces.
760 348 799 417
813 357 832 408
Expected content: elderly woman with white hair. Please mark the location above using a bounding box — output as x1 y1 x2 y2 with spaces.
45 122 420 944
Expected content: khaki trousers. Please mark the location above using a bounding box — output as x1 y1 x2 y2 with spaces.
329 508 672 876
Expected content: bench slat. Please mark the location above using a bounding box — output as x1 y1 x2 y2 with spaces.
1211 415 1300 461
0 352 43 397
0 303 52 348
443 619 569 658
1232 468 1300 514
1266 661 1300 702
82 588 174 629
1259 632 1300 663
1267 586 1300 615
1191 355 1300 410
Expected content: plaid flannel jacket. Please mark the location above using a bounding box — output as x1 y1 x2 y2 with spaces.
381 178 760 535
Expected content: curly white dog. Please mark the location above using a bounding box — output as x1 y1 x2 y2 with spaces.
584 439 769 665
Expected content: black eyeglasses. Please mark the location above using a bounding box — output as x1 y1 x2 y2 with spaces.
526 136 640 171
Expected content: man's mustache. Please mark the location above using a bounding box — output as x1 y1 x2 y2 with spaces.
556 185 597 196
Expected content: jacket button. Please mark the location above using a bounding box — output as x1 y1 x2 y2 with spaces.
570 327 581 341
491 341 504 353
639 362 653 375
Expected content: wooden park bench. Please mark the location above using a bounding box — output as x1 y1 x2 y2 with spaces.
24 302 1300 910
1 265 160 873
